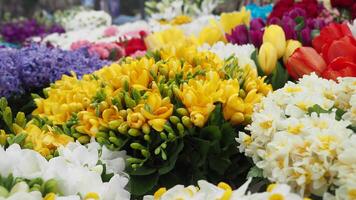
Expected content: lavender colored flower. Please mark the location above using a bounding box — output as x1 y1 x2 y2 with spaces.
0 19 65 44
287 7 307 19
301 27 312 46
249 29 263 48
0 45 109 98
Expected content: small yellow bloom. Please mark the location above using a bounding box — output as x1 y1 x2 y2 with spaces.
198 21 226 45
283 40 302 64
43 193 56 200
223 94 245 125
170 15 192 25
148 118 167 132
258 42 278 75
263 25 286 58
127 109 146 129
154 187 167 200
220 8 251 34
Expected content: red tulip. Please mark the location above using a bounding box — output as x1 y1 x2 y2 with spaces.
321 36 356 64
322 57 356 80
312 23 353 53
286 47 327 79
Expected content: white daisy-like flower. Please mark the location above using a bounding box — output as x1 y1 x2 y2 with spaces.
348 19 356 37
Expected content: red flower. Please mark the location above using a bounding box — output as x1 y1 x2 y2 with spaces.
312 23 353 53
331 0 354 7
295 0 319 18
352 3 356 19
286 47 327 79
268 0 294 21
321 35 356 64
120 38 147 56
322 57 356 80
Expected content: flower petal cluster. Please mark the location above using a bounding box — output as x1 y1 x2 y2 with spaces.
237 73 356 197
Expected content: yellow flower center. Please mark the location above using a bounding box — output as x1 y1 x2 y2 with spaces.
287 124 304 135
348 189 356 199
260 121 273 129
218 182 232 200
268 193 285 200
154 187 167 200
266 184 277 192
84 192 100 200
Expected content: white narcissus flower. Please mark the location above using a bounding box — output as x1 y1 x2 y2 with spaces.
237 73 356 197
348 19 356 37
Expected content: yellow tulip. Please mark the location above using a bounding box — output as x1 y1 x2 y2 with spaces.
198 21 225 45
220 8 250 34
258 42 278 75
263 25 286 58
283 40 302 64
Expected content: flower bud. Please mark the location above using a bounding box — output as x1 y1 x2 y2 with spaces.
124 93 136 109
78 135 90 144
144 134 151 142
141 149 150 158
142 123 151 135
258 42 278 75
10 182 29 194
118 122 129 134
263 25 286 58
176 123 185 136
0 186 8 198
108 119 123 130
169 116 180 124
283 40 302 65
44 179 59 194
130 142 145 150
128 128 141 137
182 116 193 128
176 108 189 116
109 137 122 146
160 132 168 140
15 112 26 128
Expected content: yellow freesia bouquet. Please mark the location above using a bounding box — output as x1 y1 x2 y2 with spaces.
0 42 271 196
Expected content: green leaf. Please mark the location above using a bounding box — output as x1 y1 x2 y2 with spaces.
294 16 305 31
158 139 184 175
190 137 210 167
307 104 330 116
271 61 289 90
208 156 231 175
128 173 159 196
200 125 221 141
208 104 223 126
335 108 347 121
247 166 264 178
220 123 235 150
127 166 157 176
251 50 264 77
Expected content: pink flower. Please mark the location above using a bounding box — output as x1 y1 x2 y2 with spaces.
70 40 90 50
103 26 119 37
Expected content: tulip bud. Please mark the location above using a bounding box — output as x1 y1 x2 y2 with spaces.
78 135 90 144
263 25 286 58
128 128 141 137
258 42 278 75
118 122 129 134
283 40 302 64
109 137 122 146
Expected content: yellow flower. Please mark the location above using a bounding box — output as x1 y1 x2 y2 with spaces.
220 8 250 34
99 106 123 127
263 25 286 58
179 73 222 127
76 111 100 137
171 15 192 25
219 79 240 103
198 21 225 45
258 42 278 75
283 39 302 64
140 91 174 131
223 94 245 124
18 123 73 156
145 28 187 50
127 109 146 129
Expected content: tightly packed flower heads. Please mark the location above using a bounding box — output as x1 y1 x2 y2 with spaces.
144 178 306 200
0 45 109 98
0 142 129 200
237 73 356 197
28 43 271 169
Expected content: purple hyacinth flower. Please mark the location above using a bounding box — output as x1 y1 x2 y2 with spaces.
287 7 307 20
301 27 312 46
226 25 249 45
268 17 281 26
250 18 265 31
249 29 264 48
281 16 297 40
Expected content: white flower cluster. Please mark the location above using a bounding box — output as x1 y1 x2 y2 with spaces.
0 141 129 200
143 178 305 200
60 10 112 32
199 42 257 71
43 21 150 50
237 73 356 198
